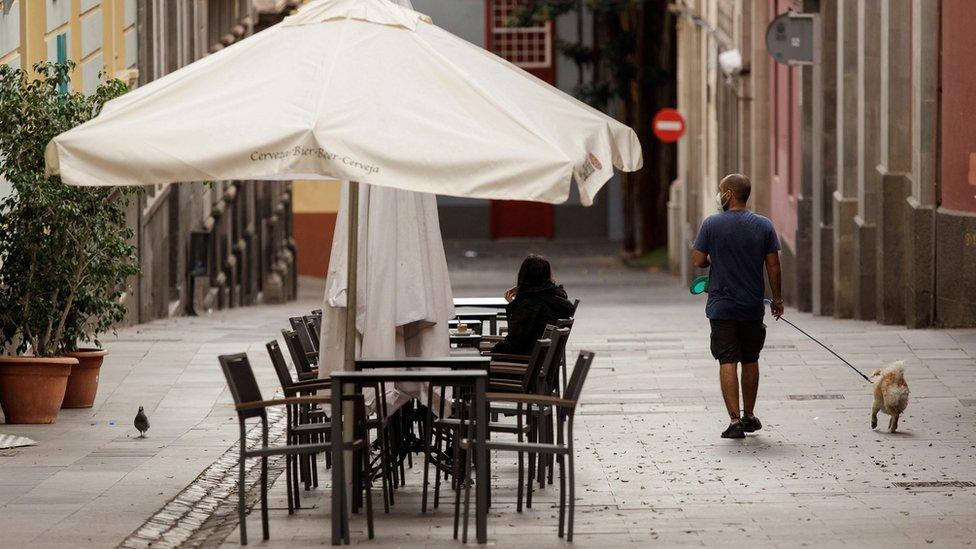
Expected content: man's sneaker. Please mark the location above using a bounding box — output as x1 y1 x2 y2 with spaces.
741 415 762 433
721 421 745 439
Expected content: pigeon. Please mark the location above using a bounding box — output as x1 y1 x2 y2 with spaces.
134 406 150 438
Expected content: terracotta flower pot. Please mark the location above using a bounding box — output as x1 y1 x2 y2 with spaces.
62 348 108 408
0 356 76 424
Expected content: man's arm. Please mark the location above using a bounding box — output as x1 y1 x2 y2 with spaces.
692 249 710 269
765 251 783 318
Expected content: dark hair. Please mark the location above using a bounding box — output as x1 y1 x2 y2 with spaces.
516 254 552 290
720 173 752 202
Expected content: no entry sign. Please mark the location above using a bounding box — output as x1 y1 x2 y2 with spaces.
652 108 685 143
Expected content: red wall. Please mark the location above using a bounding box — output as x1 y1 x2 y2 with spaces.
484 0 556 238
940 0 976 213
768 0 802 246
294 212 337 278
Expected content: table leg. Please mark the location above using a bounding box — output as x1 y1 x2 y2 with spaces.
475 377 488 544
331 382 344 545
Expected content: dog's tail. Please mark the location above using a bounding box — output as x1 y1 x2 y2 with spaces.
883 361 909 411
886 360 906 376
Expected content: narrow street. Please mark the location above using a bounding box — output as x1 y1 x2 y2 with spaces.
3 243 973 547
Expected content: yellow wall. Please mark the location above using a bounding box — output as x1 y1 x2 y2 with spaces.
0 0 137 92
293 180 342 214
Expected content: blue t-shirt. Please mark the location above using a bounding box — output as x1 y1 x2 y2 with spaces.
693 210 780 321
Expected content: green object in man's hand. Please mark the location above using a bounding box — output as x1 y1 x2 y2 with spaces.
689 275 709 295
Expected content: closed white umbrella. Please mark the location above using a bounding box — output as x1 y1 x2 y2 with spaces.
319 182 455 414
45 0 643 377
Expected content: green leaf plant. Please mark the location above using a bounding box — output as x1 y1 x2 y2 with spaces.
0 61 140 357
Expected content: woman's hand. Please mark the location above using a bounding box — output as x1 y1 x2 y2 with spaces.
504 286 517 302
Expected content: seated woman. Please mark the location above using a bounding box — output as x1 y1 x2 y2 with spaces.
491 254 576 355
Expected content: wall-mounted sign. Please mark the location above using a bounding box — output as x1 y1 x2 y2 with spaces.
766 12 815 66
652 108 686 143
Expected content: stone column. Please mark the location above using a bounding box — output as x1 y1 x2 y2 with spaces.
674 15 693 281
852 0 881 320
749 0 771 218
874 0 912 325
832 0 858 318
814 0 837 316
904 0 938 328
796 58 813 313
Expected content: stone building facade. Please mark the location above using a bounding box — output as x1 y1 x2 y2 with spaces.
0 0 299 324
132 0 298 323
669 0 975 328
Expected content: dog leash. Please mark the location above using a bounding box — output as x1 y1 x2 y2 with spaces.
764 300 872 383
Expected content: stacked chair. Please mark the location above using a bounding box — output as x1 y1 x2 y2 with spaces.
282 312 402 514
218 352 375 545
458 350 596 542
266 340 330 507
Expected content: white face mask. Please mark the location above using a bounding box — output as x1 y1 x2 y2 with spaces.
715 190 730 211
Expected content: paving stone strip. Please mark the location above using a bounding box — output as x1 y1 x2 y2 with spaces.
118 405 289 549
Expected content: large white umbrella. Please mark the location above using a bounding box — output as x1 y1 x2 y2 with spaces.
315 0 455 416
45 0 643 375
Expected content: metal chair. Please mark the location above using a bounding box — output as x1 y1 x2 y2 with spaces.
459 350 595 542
490 327 569 505
266 340 332 509
430 330 564 516
218 352 375 545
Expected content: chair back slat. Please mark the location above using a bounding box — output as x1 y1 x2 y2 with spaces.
289 316 318 354
265 340 295 391
218 353 266 419
305 315 322 348
563 351 595 405
540 326 570 391
571 299 580 314
282 328 314 376
521 325 557 393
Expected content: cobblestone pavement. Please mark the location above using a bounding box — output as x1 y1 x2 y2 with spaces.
3 240 975 548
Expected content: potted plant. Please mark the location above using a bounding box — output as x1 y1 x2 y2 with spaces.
0 62 139 422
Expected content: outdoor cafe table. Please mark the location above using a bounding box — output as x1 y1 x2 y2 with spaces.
449 329 482 349
454 308 503 336
329 364 490 545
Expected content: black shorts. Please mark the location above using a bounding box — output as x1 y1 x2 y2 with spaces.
709 319 766 364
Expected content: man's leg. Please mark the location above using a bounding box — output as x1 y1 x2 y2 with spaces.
738 321 766 433
741 362 759 416
719 363 740 419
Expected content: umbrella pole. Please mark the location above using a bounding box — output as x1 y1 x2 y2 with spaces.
342 180 360 532
344 181 359 372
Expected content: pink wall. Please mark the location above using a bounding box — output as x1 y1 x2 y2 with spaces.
940 0 976 214
768 0 802 247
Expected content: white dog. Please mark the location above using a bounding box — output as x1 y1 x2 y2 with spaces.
870 361 909 433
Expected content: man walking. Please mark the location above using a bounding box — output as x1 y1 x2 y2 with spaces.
692 173 783 438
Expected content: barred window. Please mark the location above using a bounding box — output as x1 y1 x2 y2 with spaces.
488 0 552 70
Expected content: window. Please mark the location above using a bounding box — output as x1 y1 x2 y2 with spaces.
487 0 552 70
55 33 68 93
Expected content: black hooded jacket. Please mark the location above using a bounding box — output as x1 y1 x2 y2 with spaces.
492 282 575 355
